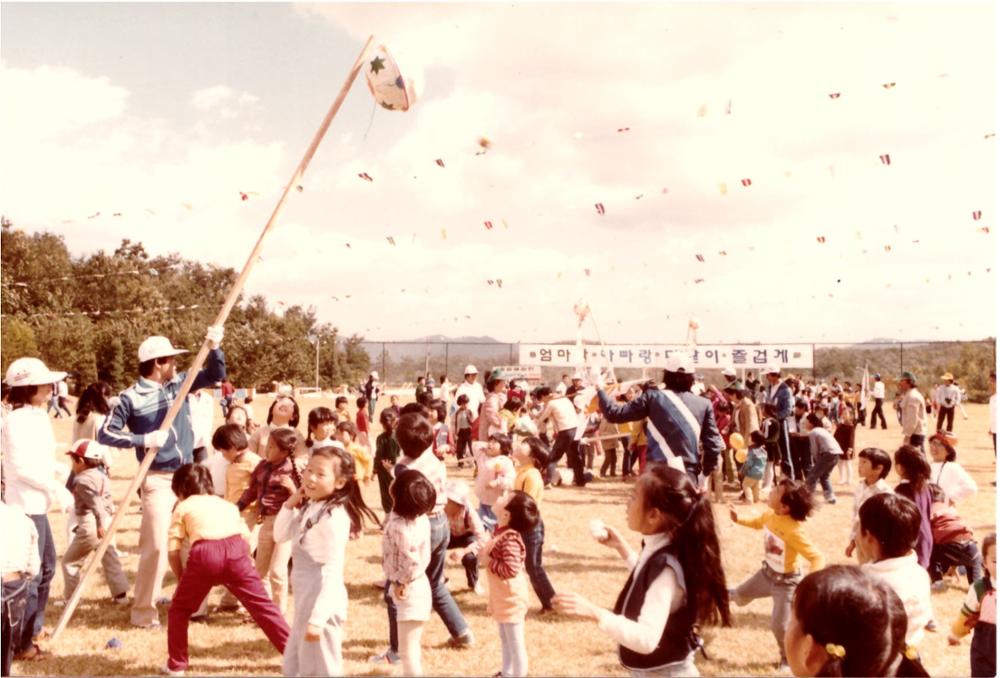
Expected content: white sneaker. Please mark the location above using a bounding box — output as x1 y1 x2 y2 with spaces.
161 665 185 676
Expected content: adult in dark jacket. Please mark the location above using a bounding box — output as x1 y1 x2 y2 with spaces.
596 355 724 483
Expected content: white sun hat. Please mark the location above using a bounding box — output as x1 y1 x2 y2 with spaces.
5 357 67 387
137 336 189 362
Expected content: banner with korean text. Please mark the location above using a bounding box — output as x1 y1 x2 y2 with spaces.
518 344 814 370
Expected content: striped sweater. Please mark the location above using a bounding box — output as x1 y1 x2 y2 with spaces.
98 348 226 471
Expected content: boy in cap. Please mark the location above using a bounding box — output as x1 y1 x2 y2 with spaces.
935 373 961 433
61 439 129 605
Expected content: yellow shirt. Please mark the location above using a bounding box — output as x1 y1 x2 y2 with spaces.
735 509 825 574
225 451 263 505
514 466 544 504
168 494 250 552
348 442 373 481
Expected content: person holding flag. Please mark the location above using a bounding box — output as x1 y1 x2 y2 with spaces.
594 355 723 484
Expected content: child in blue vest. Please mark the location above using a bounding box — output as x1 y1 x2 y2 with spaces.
553 463 731 676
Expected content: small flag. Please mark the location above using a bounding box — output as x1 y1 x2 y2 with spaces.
240 192 249 201
884 245 892 252
358 172 374 182
816 236 826 243
718 250 728 256
435 159 445 167
718 183 728 195
487 279 494 286
879 154 891 165
829 92 841 99
695 254 705 262
484 220 494 230
296 185 304 192
741 178 752 187
386 236 395 245
972 210 982 220
617 127 630 132
980 226 991 234
694 278 705 284
441 228 447 239
496 279 503 288
594 203 605 215
584 268 591 277
882 82 896 89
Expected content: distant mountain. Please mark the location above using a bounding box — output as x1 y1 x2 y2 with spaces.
409 335 503 344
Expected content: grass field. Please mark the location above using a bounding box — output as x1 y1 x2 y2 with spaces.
15 396 997 677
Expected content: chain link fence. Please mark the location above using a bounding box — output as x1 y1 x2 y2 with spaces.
360 339 996 402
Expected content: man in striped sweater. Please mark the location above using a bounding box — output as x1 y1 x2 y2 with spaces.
99 327 225 628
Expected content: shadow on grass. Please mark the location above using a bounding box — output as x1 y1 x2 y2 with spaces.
546 561 624 575
197 637 281 659
346 582 387 606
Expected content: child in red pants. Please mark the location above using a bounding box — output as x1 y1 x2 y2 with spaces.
165 464 290 675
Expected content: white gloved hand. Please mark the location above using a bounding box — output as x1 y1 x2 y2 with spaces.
143 429 169 450
586 365 603 388
205 324 224 347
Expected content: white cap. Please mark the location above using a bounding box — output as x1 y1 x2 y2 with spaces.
138 336 188 363
721 367 737 377
370 371 379 379
664 353 695 374
765 366 781 375
5 357 67 387
65 438 106 462
464 364 478 375
445 480 469 504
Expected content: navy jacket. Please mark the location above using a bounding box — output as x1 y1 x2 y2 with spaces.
598 387 723 477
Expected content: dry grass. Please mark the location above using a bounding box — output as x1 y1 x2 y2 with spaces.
16 397 996 677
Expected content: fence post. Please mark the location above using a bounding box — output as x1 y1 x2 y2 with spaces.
445 343 449 380
899 343 904 375
509 343 514 364
381 343 387 385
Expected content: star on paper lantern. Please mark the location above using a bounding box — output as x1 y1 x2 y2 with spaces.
364 45 417 112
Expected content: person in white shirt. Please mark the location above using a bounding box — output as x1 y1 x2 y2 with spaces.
2 358 74 660
552 465 731 677
857 493 933 647
898 371 927 452
454 365 486 417
869 373 887 430
534 386 585 486
928 431 977 504
935 373 962 433
845 447 892 562
188 388 217 464
1 502 41 674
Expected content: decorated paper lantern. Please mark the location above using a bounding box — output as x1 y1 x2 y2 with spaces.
364 44 417 112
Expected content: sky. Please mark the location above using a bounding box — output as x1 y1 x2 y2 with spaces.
1 2 998 345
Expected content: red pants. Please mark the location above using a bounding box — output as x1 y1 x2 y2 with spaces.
168 534 289 671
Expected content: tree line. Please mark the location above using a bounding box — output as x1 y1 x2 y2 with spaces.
1 220 370 393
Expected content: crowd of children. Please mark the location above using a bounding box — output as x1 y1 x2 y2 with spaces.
1 356 995 678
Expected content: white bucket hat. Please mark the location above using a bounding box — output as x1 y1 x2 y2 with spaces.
445 480 469 504
463 364 478 375
5 357 67 387
664 354 695 374
138 336 189 363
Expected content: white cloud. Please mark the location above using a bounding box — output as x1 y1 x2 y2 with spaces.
3 4 997 346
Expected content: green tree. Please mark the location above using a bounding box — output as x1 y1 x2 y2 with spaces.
0 317 40 372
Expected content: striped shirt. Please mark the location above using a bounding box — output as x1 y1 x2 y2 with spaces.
488 527 526 579
98 348 226 471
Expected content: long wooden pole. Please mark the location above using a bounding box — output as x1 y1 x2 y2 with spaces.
51 35 375 642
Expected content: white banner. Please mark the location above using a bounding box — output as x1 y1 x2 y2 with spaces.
518 344 813 370
492 365 542 381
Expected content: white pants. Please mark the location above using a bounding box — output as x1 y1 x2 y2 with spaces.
398 620 424 676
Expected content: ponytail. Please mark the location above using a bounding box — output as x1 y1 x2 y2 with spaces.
641 464 731 627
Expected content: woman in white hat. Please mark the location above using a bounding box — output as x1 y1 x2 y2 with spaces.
2 357 73 660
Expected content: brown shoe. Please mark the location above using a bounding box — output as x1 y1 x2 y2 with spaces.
14 643 50 661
